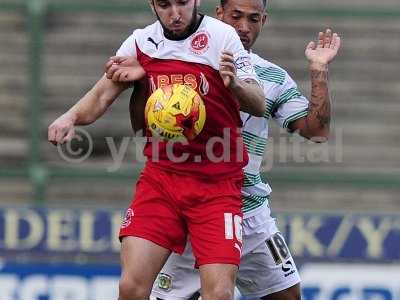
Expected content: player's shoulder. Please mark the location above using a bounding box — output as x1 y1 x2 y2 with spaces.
202 15 237 38
250 52 290 86
130 21 162 41
250 52 284 71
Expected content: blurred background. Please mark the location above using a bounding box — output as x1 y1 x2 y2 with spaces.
0 0 399 299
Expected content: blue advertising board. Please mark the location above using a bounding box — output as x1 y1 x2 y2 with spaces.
301 263 400 300
0 208 122 255
0 263 120 300
0 207 399 300
0 207 399 261
276 212 400 261
1 262 399 300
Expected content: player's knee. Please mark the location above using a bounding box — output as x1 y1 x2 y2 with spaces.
118 277 150 300
288 284 301 300
292 290 301 300
261 284 301 300
291 285 301 300
203 286 234 300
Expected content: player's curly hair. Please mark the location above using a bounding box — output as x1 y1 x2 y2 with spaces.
220 0 267 9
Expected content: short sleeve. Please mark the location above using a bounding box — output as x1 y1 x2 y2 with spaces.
224 28 258 82
273 72 309 128
116 31 139 57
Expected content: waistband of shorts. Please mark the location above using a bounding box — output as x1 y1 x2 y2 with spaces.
144 161 244 181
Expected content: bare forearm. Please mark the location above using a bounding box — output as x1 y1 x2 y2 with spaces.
308 65 331 132
68 76 126 125
67 89 105 125
302 64 331 139
296 27 341 140
230 79 265 117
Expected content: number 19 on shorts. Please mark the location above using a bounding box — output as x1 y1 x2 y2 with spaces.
224 213 243 242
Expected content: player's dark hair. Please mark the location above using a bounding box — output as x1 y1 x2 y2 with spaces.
220 0 267 9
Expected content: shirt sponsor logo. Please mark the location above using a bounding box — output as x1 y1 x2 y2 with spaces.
154 74 198 90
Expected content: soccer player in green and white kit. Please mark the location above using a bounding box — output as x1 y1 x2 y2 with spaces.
118 0 341 299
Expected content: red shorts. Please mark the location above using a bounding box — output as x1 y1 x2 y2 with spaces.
119 164 243 267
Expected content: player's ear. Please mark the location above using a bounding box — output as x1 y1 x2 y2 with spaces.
148 0 156 15
216 5 223 20
261 12 268 26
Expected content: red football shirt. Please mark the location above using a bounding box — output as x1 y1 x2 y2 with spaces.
117 16 258 178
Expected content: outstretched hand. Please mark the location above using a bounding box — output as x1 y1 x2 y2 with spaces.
305 29 341 67
105 56 146 82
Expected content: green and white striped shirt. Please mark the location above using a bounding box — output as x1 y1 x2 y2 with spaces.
241 52 309 217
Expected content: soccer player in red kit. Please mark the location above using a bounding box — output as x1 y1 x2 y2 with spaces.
48 1 265 299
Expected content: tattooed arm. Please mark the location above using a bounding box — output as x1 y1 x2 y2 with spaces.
289 29 341 141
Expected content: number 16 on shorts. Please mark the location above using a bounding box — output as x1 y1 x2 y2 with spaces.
224 213 243 254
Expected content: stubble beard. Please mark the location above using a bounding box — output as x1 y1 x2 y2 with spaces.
156 1 199 40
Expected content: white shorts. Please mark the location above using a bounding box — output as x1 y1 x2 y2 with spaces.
151 204 301 299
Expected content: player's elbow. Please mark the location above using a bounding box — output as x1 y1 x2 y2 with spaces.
307 129 330 143
239 82 265 117
241 102 265 117
252 89 267 117
244 96 265 117
317 133 330 143
255 100 266 117
252 97 265 117
292 119 330 143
